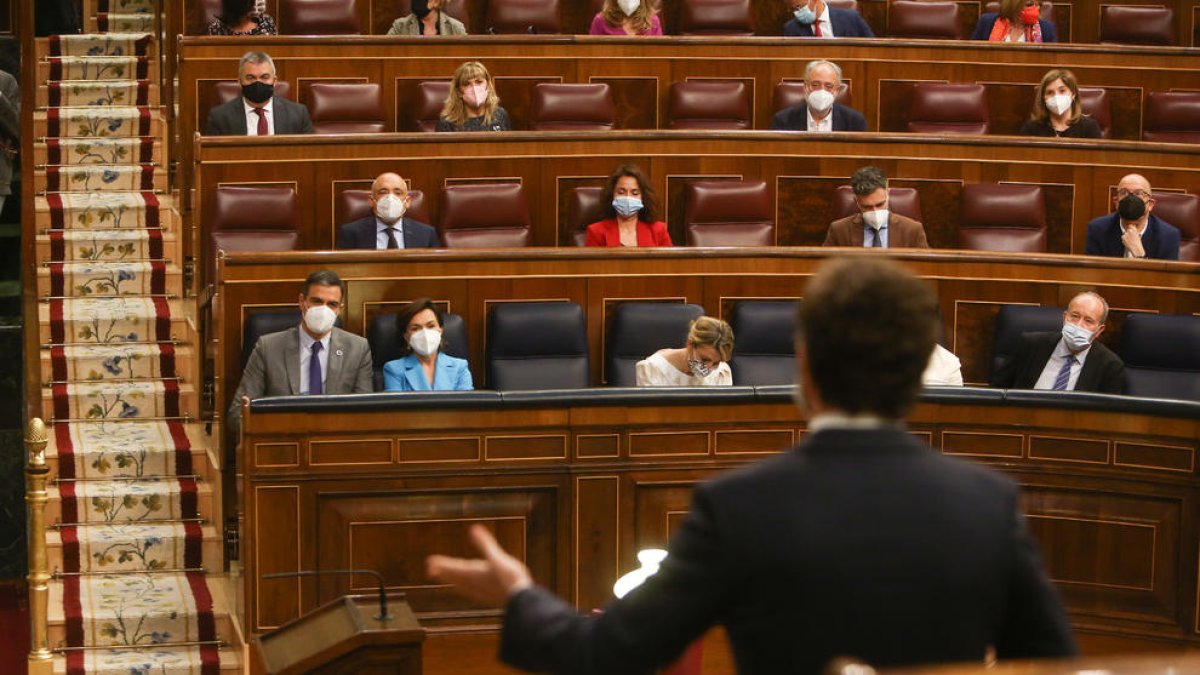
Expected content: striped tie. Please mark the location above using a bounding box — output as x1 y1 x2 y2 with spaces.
1052 354 1077 391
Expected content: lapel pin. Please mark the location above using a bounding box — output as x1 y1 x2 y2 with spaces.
335 349 344 356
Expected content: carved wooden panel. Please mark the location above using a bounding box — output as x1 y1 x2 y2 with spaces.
575 476 620 608
942 430 1024 459
254 486 301 630
1029 435 1110 465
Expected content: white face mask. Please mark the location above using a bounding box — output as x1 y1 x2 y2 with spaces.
618 0 640 15
464 84 489 108
1045 93 1073 116
806 88 835 115
1061 321 1094 352
374 193 406 223
408 327 442 357
862 209 888 231
304 304 337 336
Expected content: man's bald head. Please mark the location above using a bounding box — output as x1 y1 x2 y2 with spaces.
1117 173 1152 196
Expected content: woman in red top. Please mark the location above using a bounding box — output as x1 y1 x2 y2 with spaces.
585 164 672 247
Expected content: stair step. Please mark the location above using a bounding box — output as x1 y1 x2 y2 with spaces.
47 523 223 576
47 478 214 527
35 137 162 166
36 80 157 109
33 108 164 140
36 34 155 60
35 193 178 232
95 13 157 33
53 645 242 675
37 56 158 84
37 261 183 299
35 165 167 194
40 343 194 386
46 421 218 483
41 380 198 421
38 297 191 346
96 0 158 13
36 228 180 265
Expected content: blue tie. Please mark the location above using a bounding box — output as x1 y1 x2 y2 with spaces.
871 227 885 248
1052 354 1077 391
309 342 323 394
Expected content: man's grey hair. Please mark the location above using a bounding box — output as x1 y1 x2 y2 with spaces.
850 166 888 197
804 59 843 84
238 51 275 77
1071 291 1110 324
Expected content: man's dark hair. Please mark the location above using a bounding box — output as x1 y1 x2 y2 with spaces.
797 256 937 418
849 166 888 198
394 297 447 357
301 270 345 299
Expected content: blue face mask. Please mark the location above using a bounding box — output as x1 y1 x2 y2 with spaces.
612 196 644 218
793 4 817 24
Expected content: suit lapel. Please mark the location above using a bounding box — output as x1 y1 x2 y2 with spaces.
404 357 430 391
1022 336 1058 388
326 329 346 393
232 100 248 135
284 327 300 394
849 215 866 247
1142 217 1159 258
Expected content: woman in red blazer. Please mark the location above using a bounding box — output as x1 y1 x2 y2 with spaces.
585 164 673 247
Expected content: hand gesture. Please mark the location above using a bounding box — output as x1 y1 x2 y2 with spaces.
426 524 533 606
1121 224 1146 258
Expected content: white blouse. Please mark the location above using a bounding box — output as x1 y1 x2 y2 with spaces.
635 351 732 387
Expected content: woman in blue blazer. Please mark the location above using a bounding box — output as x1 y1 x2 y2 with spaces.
382 298 474 391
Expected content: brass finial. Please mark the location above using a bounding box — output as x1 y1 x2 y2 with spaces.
26 418 48 467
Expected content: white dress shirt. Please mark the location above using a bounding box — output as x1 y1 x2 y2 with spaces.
813 6 833 38
922 344 963 386
298 328 331 394
243 98 275 136
862 222 888 248
807 107 833 132
376 218 406 250
1033 337 1091 391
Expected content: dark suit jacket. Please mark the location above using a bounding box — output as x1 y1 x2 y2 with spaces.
204 95 314 136
824 212 929 247
770 102 867 132
334 215 441 250
500 427 1076 674
783 7 874 36
971 13 1057 42
992 331 1125 394
1084 212 1181 261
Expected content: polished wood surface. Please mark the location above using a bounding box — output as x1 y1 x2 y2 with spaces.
237 391 1200 669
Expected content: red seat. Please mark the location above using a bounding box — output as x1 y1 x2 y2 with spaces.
439 183 533 247
667 81 752 130
485 0 561 34
1151 192 1200 262
413 81 451 133
958 184 1048 253
907 83 989 134
1078 87 1112 139
210 186 300 281
278 0 361 34
532 83 616 131
566 186 605 247
1099 5 1174 45
831 186 922 223
1143 92 1200 143
306 82 385 134
772 80 853 113
888 0 961 39
336 188 430 227
678 0 754 35
683 180 774 246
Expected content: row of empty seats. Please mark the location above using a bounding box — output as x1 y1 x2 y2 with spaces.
208 180 1200 258
200 0 1187 45
204 79 1200 142
239 299 1200 399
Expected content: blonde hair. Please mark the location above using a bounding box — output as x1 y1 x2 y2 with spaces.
601 0 656 34
688 316 735 362
441 61 501 126
1031 68 1083 125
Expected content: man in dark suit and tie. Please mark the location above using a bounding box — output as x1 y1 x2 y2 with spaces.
825 166 929 248
783 0 875 36
334 172 441 250
427 256 1077 674
226 270 373 438
770 60 868 132
1085 173 1181 261
204 51 314 136
993 291 1125 394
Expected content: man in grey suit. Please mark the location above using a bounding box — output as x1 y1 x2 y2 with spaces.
227 270 373 437
204 51 313 136
335 172 441 250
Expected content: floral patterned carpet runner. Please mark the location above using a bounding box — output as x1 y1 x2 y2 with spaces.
39 17 226 673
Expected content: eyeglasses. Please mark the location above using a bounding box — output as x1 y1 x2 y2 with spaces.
1116 188 1151 201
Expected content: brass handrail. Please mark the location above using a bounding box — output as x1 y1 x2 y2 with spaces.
26 418 52 667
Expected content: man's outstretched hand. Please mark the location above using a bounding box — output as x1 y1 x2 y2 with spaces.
426 524 534 606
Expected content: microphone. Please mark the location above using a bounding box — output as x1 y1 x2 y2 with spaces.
261 569 393 621
487 26 497 34
526 25 537 34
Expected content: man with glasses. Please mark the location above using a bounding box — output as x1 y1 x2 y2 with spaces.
769 60 867 132
226 270 374 437
1085 174 1180 261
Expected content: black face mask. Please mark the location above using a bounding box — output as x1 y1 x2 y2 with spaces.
411 0 431 18
1117 193 1147 222
241 81 274 104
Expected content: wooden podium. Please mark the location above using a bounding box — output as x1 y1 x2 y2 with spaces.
253 593 425 674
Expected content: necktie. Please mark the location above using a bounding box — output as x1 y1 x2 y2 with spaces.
309 342 323 394
814 20 823 37
253 107 268 136
871 228 884 248
385 227 399 249
1052 354 1077 391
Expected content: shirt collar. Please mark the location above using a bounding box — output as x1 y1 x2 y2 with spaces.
809 412 901 432
299 326 331 352
1054 335 1092 361
243 97 274 116
376 218 402 231
817 5 830 22
807 107 831 128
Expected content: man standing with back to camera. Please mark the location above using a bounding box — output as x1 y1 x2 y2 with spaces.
427 256 1077 674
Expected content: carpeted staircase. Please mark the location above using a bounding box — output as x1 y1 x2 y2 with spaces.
33 4 241 672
